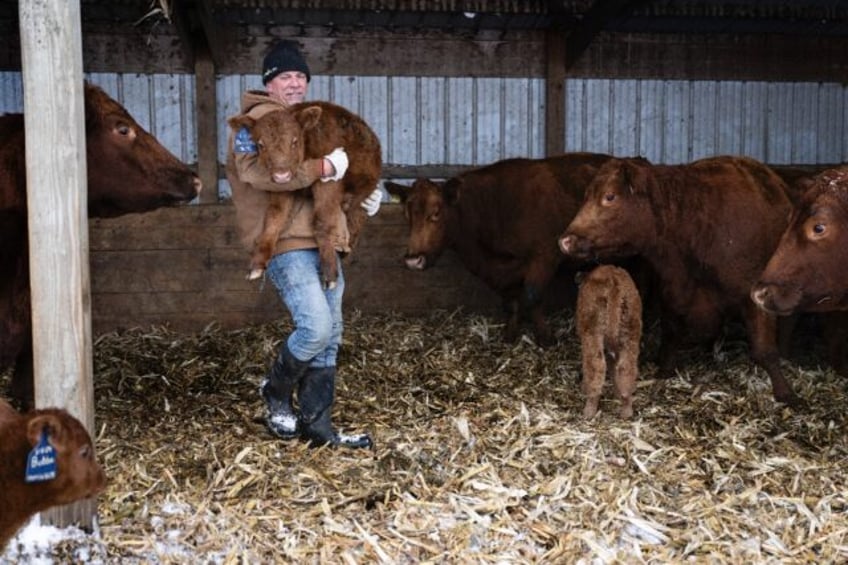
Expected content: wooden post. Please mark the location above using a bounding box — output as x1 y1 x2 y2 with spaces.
545 29 567 156
18 0 96 529
195 44 219 204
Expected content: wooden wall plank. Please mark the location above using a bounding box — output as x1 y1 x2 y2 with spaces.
88 205 503 335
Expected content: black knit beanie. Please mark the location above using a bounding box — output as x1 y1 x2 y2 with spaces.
262 40 311 84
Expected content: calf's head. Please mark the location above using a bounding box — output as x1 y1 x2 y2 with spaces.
228 105 322 185
559 157 654 261
23 408 107 506
752 168 848 315
83 83 201 217
385 178 458 270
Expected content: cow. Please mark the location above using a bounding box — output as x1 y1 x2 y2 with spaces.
0 399 106 549
226 101 382 287
1 82 202 409
576 265 643 420
559 155 801 407
385 152 615 346
752 166 848 315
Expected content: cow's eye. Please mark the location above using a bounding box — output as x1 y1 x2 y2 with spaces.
291 137 298 147
116 124 131 136
812 223 826 236
429 211 440 222
257 140 265 151
604 193 616 203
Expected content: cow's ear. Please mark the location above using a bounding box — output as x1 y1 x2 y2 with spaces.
228 115 255 132
296 106 322 130
443 178 463 205
384 181 409 203
27 414 67 451
621 159 648 194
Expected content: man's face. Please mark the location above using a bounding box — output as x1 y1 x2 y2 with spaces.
266 71 308 105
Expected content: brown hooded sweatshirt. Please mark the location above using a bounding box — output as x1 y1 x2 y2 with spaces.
225 90 350 257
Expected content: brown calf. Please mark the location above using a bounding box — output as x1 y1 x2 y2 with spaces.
0 399 106 549
227 101 382 287
576 265 643 419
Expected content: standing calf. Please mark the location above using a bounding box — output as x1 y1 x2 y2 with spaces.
0 399 106 549
576 265 643 419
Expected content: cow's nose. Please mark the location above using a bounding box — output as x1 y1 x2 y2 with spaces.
559 234 577 255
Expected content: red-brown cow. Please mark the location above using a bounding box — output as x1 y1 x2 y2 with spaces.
0 82 201 408
385 153 615 345
0 399 106 549
226 101 381 287
752 166 848 315
559 155 800 406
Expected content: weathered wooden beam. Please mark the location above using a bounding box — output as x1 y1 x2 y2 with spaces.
195 44 219 204
18 0 96 531
545 29 566 156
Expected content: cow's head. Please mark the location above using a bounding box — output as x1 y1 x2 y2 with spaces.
83 83 201 218
385 178 459 270
559 157 655 261
228 105 322 185
752 167 848 315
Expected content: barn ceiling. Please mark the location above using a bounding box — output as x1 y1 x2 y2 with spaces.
1 1 847 75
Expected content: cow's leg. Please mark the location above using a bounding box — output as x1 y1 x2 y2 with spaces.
743 302 802 407
9 337 34 410
250 194 295 280
581 335 606 419
311 181 346 289
502 296 521 343
822 312 848 377
522 258 559 347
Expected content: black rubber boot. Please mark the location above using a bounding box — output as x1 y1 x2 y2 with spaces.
298 366 373 449
261 344 310 439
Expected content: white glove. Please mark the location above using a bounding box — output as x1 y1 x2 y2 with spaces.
360 187 382 216
322 147 349 181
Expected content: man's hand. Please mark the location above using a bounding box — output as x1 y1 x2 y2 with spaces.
321 147 349 181
360 187 383 216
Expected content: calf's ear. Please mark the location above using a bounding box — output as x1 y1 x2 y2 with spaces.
295 106 322 131
227 115 255 132
27 414 67 451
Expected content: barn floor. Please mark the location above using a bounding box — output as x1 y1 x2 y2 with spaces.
2 308 848 563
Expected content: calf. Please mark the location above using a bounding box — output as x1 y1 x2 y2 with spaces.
576 265 643 419
226 101 382 287
0 399 106 549
560 156 800 406
386 152 615 345
1 82 201 408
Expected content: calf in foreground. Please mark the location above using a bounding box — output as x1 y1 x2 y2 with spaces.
576 265 643 419
0 399 106 549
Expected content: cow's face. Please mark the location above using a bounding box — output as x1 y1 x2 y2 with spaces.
752 172 848 314
229 105 322 185
559 158 654 261
385 178 452 270
83 83 201 218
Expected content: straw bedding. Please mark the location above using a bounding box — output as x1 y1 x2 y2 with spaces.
2 308 847 563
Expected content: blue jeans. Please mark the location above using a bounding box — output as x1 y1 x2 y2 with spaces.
265 249 344 368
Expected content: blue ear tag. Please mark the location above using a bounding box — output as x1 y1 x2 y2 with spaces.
25 428 57 483
234 126 258 153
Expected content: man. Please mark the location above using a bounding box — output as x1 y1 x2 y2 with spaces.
226 40 380 449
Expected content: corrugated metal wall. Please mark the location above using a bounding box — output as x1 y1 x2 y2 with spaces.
2 71 846 199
